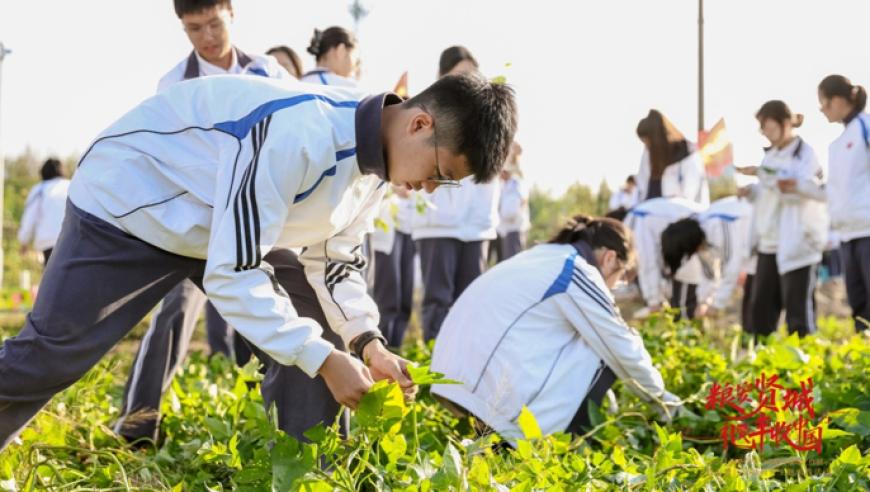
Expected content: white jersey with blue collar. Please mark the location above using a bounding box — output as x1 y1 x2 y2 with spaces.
827 112 870 242
696 197 753 309
157 46 290 93
69 75 396 377
301 68 359 88
431 242 675 442
626 197 707 307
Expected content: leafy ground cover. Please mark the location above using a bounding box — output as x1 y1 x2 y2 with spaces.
0 313 868 491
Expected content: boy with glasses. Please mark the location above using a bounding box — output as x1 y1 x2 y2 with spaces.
0 72 518 450
116 0 296 443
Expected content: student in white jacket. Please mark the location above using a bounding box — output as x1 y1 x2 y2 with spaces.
658 197 753 319
736 100 827 337
635 110 710 206
301 27 359 88
495 142 530 262
0 73 519 451
413 45 502 341
818 75 870 331
17 158 70 264
431 215 680 443
156 0 289 93
627 197 707 320
608 175 639 213
115 0 293 443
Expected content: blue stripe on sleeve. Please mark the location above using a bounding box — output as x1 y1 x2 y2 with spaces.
215 94 359 139
542 252 577 301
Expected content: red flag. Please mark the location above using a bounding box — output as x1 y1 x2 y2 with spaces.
698 118 733 178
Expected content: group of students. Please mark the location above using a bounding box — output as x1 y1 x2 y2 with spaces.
5 0 868 452
613 79 870 343
0 0 524 450
429 75 870 441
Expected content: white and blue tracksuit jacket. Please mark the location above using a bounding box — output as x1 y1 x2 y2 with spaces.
696 197 753 310
627 197 707 307
69 75 396 377
431 242 677 442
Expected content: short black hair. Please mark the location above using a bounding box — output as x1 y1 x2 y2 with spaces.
439 46 479 77
660 218 705 277
41 158 63 181
174 0 231 18
405 72 518 183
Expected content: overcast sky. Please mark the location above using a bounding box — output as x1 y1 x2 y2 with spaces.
2 0 870 194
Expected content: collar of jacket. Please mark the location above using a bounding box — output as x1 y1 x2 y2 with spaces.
762 136 803 158
183 46 252 80
843 107 862 126
355 92 402 181
571 240 599 269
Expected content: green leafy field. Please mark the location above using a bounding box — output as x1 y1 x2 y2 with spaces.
1 314 869 491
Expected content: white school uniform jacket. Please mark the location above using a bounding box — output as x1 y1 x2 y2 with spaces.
17 178 70 252
301 68 359 88
157 47 289 93
636 148 710 206
695 197 753 310
411 178 500 241
609 187 639 211
69 75 396 377
496 176 530 236
431 242 677 442
746 137 828 273
626 197 707 307
826 113 870 242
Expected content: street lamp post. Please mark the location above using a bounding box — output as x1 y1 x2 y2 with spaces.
0 41 11 288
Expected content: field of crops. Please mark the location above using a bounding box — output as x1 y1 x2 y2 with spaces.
1 313 869 490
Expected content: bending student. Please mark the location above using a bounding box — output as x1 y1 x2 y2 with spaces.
430 216 680 443
0 72 519 450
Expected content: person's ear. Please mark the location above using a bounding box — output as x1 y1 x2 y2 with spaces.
409 111 433 136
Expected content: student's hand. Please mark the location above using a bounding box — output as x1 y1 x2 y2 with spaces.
777 178 797 194
363 340 418 400
735 165 758 176
695 303 720 319
736 185 753 198
647 304 663 313
655 391 683 423
318 350 374 409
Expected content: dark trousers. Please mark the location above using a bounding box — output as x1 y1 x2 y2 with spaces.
0 204 345 450
495 231 524 264
417 238 488 341
670 281 698 321
373 232 415 349
841 236 870 331
747 253 817 337
42 248 53 264
565 363 617 434
742 274 755 332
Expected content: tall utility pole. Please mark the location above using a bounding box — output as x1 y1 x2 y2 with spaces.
0 41 11 288
697 0 705 132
